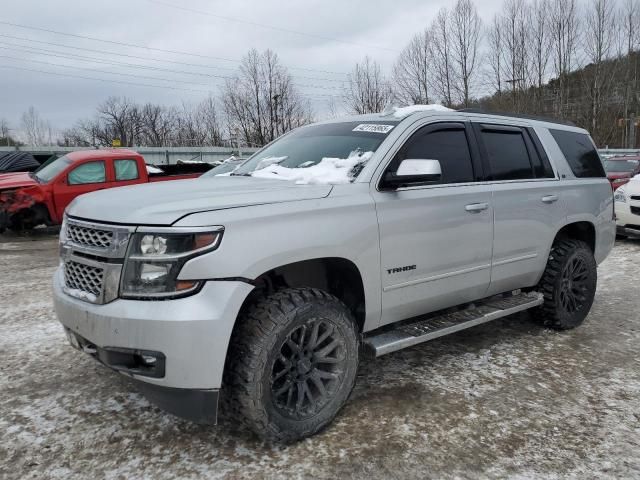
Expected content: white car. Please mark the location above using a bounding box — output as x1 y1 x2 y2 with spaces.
615 175 640 238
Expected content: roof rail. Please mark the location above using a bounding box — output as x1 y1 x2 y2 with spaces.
456 108 576 127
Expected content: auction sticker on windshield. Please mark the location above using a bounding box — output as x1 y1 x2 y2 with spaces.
352 124 395 134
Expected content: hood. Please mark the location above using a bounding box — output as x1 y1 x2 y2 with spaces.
67 176 333 225
0 172 38 191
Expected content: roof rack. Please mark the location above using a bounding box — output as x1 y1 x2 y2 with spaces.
456 108 576 127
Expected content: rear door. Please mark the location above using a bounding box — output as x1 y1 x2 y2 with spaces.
52 160 109 219
373 121 494 325
111 158 143 188
472 123 565 295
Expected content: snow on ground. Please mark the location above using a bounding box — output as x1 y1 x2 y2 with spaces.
391 104 453 118
1 234 639 479
251 151 373 185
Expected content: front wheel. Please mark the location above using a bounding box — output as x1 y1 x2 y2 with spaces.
535 239 598 330
224 288 359 442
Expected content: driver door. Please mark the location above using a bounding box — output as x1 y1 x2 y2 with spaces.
372 122 494 326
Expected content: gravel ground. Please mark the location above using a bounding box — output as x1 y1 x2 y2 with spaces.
0 231 639 480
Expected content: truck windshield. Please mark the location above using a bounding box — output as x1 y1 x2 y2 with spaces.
604 159 639 173
34 155 73 183
232 121 398 183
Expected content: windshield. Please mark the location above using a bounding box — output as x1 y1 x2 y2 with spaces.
232 121 398 184
201 159 245 177
34 155 73 183
604 159 640 173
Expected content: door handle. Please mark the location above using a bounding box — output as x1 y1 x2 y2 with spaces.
541 195 559 204
465 202 489 213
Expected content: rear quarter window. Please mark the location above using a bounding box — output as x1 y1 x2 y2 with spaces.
549 129 606 178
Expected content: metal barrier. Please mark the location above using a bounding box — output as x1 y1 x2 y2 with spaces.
0 146 260 165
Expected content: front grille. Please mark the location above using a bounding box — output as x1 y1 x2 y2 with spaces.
631 195 640 201
67 223 114 249
631 206 640 216
64 260 104 300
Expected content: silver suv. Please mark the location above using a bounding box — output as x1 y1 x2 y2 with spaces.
53 108 615 441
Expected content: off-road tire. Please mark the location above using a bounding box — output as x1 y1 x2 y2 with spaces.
535 238 597 330
224 287 359 442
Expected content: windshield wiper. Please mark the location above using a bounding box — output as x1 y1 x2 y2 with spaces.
230 172 252 176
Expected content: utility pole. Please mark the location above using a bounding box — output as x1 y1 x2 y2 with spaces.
505 78 524 111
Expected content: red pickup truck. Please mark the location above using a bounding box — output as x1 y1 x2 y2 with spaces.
0 149 209 232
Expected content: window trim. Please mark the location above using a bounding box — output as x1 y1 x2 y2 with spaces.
66 160 107 186
114 158 140 182
473 123 554 182
376 121 483 191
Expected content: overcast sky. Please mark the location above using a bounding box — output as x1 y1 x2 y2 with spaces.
1 0 506 135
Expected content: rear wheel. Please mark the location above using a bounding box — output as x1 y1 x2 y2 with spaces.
224 287 359 442
536 239 597 330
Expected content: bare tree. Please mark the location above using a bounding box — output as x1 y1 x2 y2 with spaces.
529 0 552 110
486 15 504 95
0 118 13 146
501 0 531 111
140 103 177 147
583 0 618 141
430 8 455 106
620 0 640 146
550 0 580 117
95 97 143 147
450 0 482 106
223 49 312 146
394 28 432 105
343 56 394 114
21 106 53 146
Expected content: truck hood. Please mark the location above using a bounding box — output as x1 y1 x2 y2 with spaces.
67 176 333 225
0 172 38 191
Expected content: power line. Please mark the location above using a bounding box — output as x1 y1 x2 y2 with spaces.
144 0 398 53
0 63 340 100
0 64 212 93
0 54 217 86
0 42 346 93
0 32 348 83
0 21 348 76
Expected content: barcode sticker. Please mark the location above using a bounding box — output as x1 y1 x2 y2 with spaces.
352 124 395 134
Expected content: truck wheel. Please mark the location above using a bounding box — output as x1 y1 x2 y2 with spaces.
224 288 359 442
536 239 597 330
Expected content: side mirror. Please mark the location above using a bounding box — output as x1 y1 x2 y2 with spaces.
383 159 442 189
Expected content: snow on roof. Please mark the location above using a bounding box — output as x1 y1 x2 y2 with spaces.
390 104 453 118
250 151 373 185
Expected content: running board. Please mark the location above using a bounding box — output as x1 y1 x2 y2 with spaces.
364 291 544 357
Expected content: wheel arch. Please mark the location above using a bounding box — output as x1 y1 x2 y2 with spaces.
553 221 596 252
238 257 367 333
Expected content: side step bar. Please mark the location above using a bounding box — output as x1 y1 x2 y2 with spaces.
363 291 543 357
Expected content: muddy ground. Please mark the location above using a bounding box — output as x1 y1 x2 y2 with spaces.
0 230 639 479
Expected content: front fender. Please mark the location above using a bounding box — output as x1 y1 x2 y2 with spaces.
175 186 383 331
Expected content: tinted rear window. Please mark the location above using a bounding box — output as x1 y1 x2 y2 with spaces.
550 129 605 178
480 129 534 180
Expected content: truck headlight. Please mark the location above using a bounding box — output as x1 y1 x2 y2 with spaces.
614 188 627 203
120 228 222 299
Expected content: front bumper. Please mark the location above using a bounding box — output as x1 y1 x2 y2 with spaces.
53 266 253 391
615 200 640 236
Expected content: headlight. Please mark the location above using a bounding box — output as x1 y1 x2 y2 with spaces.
120 228 222 299
614 188 627 203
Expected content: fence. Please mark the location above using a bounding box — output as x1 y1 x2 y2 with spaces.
0 146 260 165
